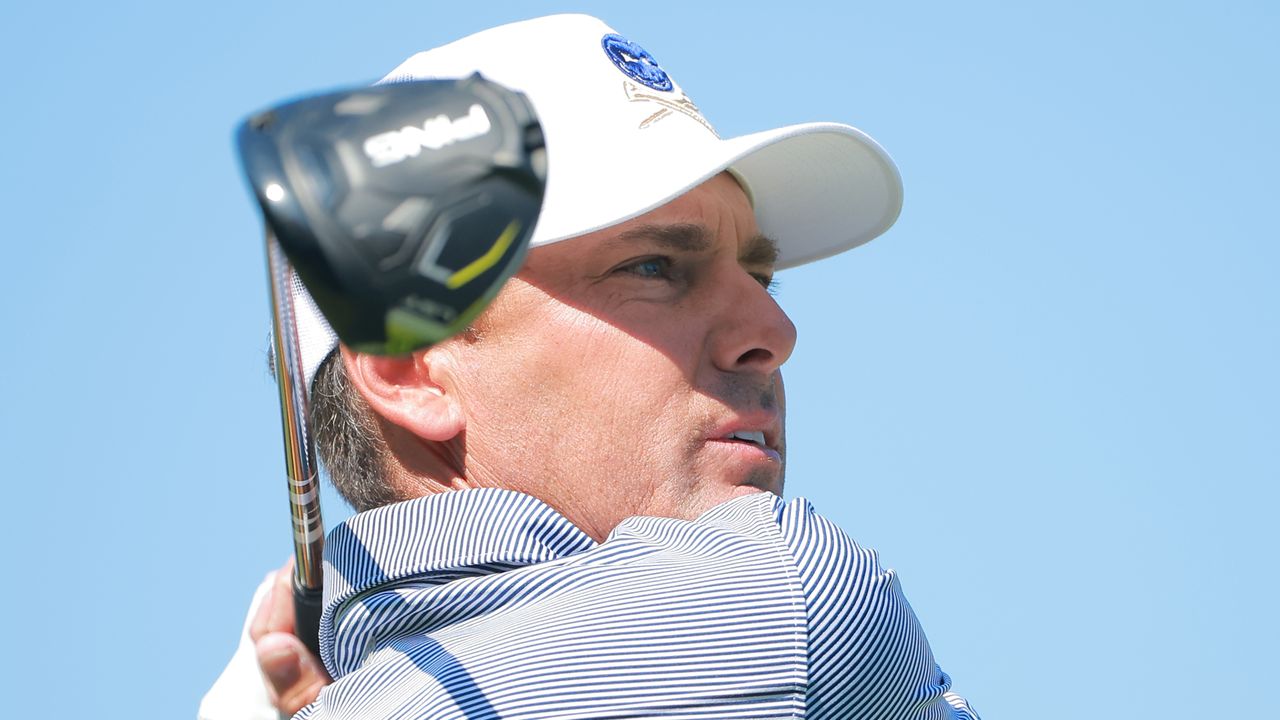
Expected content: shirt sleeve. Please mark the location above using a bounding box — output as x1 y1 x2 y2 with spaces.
776 497 981 719
197 576 288 720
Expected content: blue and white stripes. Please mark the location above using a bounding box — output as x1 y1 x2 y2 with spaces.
297 489 978 719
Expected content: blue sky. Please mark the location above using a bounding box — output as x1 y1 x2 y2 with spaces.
1 1 1275 717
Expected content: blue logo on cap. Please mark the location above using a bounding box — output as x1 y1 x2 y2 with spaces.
601 33 673 92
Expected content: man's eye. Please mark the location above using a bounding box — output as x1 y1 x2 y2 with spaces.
620 257 671 279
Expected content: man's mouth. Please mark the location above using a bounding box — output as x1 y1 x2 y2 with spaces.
724 430 768 448
709 425 784 482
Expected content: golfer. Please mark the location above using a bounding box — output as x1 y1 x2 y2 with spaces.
201 14 980 720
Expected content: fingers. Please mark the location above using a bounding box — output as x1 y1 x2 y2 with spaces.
249 557 332 714
251 558 296 642
255 630 332 715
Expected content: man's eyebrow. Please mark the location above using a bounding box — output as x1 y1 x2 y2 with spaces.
740 233 780 267
613 223 713 252
610 224 779 268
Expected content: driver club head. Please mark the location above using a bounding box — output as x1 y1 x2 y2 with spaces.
237 76 547 355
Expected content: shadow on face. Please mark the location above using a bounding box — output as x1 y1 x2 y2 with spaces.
438 174 796 537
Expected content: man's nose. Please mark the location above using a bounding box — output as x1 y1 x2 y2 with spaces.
709 269 797 375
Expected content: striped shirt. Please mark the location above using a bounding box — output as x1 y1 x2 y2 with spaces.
298 488 979 719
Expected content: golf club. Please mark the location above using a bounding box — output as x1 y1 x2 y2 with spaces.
236 75 547 656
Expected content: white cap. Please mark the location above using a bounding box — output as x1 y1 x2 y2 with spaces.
289 13 903 387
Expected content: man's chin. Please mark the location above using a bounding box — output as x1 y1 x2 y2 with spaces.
734 459 784 494
695 470 785 513
742 467 784 497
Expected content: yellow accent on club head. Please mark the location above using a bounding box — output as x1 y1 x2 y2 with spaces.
445 220 521 290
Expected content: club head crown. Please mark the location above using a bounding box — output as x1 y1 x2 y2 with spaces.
238 76 546 354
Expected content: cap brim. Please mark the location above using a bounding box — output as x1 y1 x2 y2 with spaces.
724 122 903 269
533 121 903 270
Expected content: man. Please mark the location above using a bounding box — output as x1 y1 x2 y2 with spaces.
201 14 979 719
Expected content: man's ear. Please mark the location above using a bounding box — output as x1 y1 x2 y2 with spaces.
340 347 464 442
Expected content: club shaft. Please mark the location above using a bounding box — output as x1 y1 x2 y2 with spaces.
265 233 325 654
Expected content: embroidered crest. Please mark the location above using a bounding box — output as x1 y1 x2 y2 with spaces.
623 81 717 136
601 33 717 135
601 33 673 91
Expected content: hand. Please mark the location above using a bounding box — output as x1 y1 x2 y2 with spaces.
249 558 332 715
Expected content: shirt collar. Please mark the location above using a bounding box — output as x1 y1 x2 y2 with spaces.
322 487 597 608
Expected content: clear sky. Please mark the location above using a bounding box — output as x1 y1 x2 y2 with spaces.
1 1 1275 718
